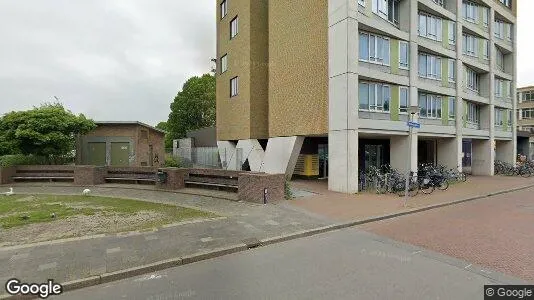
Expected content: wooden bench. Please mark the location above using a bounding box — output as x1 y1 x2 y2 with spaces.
185 173 238 192
105 170 157 185
12 169 74 182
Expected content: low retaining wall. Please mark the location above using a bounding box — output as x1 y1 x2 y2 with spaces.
0 166 286 203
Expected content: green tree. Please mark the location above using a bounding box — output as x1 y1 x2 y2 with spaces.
155 121 168 131
155 121 173 149
167 74 215 141
0 103 96 163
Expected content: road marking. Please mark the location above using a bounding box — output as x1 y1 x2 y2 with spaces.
106 247 121 254
200 237 213 243
133 274 167 282
411 250 423 255
465 264 472 269
10 253 29 261
38 262 57 271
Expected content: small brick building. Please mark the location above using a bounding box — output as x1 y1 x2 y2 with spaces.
76 121 165 167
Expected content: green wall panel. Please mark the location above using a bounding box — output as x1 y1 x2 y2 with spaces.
390 86 400 121
463 100 468 128
442 98 449 125
441 59 448 88
390 39 399 75
442 21 449 49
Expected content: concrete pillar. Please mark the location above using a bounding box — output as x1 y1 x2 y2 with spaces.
511 13 518 163
327 0 359 193
235 139 265 172
455 0 464 173
390 135 410 172
408 0 419 173
495 140 515 163
437 138 461 170
261 136 304 179
488 6 496 176
471 139 492 175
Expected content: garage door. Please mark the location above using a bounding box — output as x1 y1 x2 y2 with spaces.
87 142 106 166
111 142 130 166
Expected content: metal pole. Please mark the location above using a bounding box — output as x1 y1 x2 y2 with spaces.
404 114 413 207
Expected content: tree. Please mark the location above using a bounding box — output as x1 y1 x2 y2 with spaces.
0 103 96 163
155 121 173 149
167 74 215 141
155 121 168 132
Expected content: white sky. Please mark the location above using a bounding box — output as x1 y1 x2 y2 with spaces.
0 1 532 126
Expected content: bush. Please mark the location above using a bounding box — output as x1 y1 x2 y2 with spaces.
164 156 181 168
0 155 46 167
284 181 293 200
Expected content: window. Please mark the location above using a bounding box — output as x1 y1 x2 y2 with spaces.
432 0 444 7
419 93 442 119
418 12 442 41
358 0 365 6
462 34 477 57
523 108 534 119
482 40 489 60
220 54 228 73
358 82 390 112
495 78 503 97
448 21 456 45
466 102 480 124
463 1 478 23
449 97 455 120
465 67 479 93
399 41 409 69
400 87 408 113
418 53 441 80
448 59 455 82
506 24 513 41
358 32 390 66
523 91 534 102
372 0 399 25
230 76 239 97
482 7 489 27
499 0 512 9
220 0 227 19
495 109 504 126
508 110 512 126
495 20 505 39
230 16 238 39
496 48 505 72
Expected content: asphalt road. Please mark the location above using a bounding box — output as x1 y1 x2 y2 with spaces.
55 227 525 300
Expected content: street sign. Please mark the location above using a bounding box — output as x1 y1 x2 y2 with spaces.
407 121 421 129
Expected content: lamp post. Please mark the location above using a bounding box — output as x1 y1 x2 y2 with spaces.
404 106 420 207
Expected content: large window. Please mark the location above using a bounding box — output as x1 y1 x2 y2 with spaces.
466 102 480 125
523 108 534 119
220 54 228 73
465 66 479 93
359 82 391 112
359 32 390 66
495 20 505 39
496 47 505 72
220 0 227 19
462 34 477 57
495 109 504 126
418 12 443 41
495 78 503 97
419 93 442 119
499 0 512 9
399 41 409 69
482 6 489 27
230 76 239 97
358 0 365 6
400 86 408 113
482 40 489 60
372 0 399 25
419 53 442 80
522 91 534 102
448 21 456 45
463 1 478 23
230 16 239 39
449 97 455 120
448 59 456 83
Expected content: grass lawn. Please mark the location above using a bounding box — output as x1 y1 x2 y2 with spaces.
0 194 215 230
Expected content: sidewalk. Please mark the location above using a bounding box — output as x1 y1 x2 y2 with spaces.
287 176 534 221
0 185 331 294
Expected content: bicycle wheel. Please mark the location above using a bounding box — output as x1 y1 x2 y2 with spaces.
376 179 388 194
437 179 449 191
520 168 531 178
419 178 435 194
460 172 467 182
408 182 419 197
395 181 407 197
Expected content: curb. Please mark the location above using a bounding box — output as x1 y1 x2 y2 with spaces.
2 183 533 299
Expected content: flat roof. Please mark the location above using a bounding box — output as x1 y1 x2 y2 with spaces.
517 86 534 91
94 121 166 134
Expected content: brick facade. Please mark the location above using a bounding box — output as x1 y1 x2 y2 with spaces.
74 166 107 186
0 167 15 184
238 173 285 203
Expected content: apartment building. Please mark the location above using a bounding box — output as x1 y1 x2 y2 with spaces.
517 86 534 159
215 0 517 193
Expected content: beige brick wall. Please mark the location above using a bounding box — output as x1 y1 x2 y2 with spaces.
268 0 328 137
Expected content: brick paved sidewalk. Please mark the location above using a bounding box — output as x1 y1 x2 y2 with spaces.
0 185 331 294
287 176 534 221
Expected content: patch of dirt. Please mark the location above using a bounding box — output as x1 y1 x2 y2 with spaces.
0 210 165 246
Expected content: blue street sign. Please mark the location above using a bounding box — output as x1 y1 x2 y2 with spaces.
407 121 421 129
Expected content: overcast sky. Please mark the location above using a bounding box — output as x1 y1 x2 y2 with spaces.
0 1 532 126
